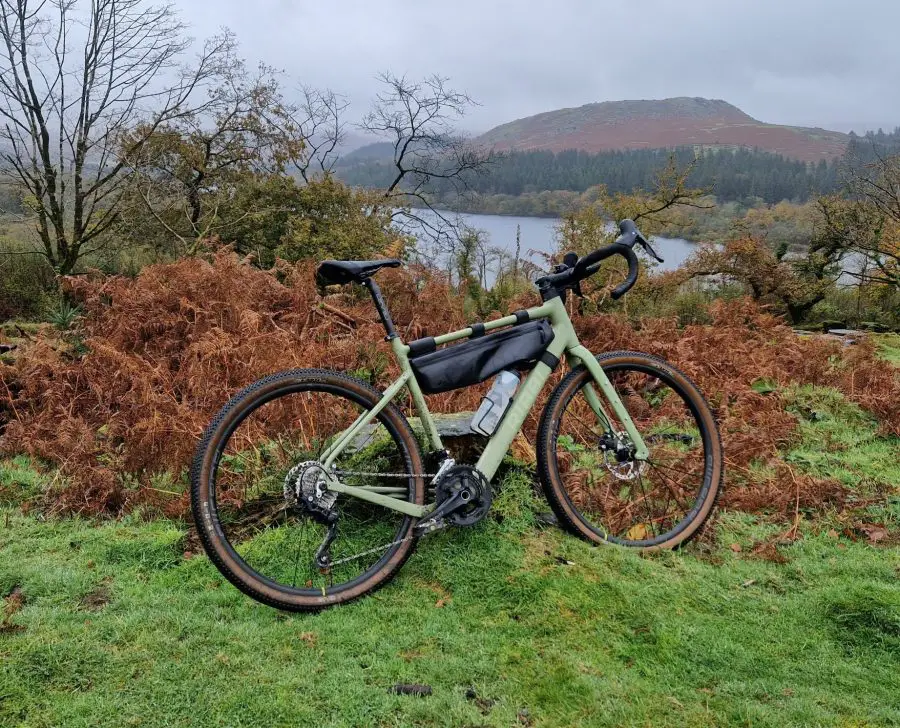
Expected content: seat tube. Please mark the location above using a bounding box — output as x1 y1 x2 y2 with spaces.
363 278 398 340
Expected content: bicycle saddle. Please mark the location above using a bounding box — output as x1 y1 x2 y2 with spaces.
316 259 401 286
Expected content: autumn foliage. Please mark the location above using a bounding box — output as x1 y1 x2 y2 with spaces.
0 250 897 518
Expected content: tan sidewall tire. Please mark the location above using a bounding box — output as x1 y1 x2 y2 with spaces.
191 369 425 611
537 351 723 551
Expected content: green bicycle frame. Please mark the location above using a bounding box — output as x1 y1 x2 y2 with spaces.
321 295 649 519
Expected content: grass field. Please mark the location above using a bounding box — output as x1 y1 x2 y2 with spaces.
875 334 900 365
1 386 898 727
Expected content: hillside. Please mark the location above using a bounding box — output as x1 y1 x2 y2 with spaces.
338 139 396 163
476 97 849 163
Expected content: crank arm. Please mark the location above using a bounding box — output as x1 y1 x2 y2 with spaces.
415 491 466 533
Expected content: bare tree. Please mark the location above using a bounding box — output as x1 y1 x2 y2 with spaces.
360 72 497 261
291 85 348 183
845 143 900 287
0 0 233 273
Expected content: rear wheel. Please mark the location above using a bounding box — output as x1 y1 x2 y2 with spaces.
537 351 723 550
191 369 425 611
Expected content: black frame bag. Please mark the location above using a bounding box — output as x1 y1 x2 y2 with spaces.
409 320 554 394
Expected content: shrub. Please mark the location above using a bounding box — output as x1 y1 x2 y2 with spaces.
0 249 56 321
0 254 897 518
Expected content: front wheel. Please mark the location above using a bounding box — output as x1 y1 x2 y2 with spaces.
191 369 425 611
537 351 723 550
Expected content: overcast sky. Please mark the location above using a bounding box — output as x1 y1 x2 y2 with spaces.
176 0 900 135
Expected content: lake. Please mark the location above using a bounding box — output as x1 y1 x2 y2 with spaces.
409 210 698 284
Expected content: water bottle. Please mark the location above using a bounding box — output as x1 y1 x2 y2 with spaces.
471 370 520 436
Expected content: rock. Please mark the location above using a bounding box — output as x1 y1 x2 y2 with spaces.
410 412 477 438
821 320 847 333
347 412 481 452
535 511 559 528
390 683 432 697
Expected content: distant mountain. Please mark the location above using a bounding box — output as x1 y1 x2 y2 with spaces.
338 141 396 164
476 97 848 163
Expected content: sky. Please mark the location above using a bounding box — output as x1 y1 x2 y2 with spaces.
175 0 900 136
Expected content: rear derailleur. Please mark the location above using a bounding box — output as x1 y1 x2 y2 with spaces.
284 461 338 569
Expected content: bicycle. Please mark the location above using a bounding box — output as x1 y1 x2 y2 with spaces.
191 220 724 611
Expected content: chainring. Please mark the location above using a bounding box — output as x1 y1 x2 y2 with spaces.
434 465 492 526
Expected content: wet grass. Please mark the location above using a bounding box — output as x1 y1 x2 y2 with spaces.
0 381 898 727
874 333 900 365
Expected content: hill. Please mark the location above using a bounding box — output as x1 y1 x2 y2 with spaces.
338 140 396 163
476 97 849 163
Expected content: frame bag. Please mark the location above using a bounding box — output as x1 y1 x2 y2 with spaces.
409 320 554 394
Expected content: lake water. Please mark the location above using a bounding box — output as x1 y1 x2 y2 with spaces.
410 210 698 283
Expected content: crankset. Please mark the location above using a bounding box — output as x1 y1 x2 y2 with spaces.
417 465 492 531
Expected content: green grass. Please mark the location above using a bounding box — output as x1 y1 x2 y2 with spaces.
1 385 898 727
1 505 899 727
782 385 900 533
874 333 900 365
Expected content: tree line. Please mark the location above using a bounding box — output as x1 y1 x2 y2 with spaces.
338 145 844 205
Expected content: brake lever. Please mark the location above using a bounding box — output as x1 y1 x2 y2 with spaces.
639 238 664 263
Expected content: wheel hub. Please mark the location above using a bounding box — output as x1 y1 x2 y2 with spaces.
284 461 337 516
598 432 648 482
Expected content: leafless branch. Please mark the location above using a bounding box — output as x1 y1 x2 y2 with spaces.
357 71 497 262
0 0 235 272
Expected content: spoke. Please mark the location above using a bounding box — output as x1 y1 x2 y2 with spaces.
632 471 657 538
657 469 674 526
648 459 703 480
647 463 693 513
606 488 654 528
568 408 609 440
291 521 306 588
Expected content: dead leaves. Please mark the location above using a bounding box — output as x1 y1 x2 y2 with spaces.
847 522 892 546
0 254 896 529
1 585 25 633
627 523 649 541
78 580 112 612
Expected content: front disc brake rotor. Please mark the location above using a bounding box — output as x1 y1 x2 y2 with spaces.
599 432 648 482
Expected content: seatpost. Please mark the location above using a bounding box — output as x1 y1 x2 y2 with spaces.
362 277 399 341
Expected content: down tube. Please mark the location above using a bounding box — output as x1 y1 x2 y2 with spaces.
476 360 554 481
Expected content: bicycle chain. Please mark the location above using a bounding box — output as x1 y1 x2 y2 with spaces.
323 468 444 567
333 469 437 479
326 527 433 567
